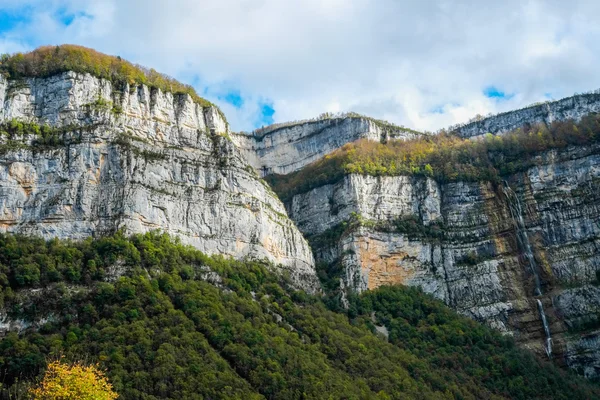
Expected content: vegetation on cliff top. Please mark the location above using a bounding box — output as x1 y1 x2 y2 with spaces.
0 232 597 399
267 112 600 201
0 44 226 123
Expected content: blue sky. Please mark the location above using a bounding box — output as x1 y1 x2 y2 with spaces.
54 8 91 26
483 87 514 101
1 0 600 132
217 90 274 128
0 7 31 33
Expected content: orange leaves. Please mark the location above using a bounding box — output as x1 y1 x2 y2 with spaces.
29 359 118 400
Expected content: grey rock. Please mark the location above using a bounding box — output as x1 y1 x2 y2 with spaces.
452 92 600 138
231 117 421 176
0 72 319 291
285 143 600 372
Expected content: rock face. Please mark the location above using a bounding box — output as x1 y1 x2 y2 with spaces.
4 68 600 377
0 72 318 290
453 92 600 138
285 144 600 376
231 117 422 176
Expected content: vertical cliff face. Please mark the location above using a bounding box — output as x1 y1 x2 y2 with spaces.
284 144 600 374
0 72 318 290
0 72 228 134
231 117 422 176
4 54 600 377
452 92 600 138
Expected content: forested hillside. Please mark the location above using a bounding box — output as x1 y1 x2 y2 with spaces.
0 233 596 399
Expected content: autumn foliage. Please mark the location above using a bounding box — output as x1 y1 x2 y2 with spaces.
0 44 215 109
29 359 117 400
267 113 600 201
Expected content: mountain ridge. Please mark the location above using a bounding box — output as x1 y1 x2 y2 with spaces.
2 45 600 384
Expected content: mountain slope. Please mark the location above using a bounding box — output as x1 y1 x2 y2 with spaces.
0 232 597 399
451 91 600 138
231 114 423 176
2 44 600 392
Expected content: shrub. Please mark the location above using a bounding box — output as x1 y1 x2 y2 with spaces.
29 359 117 400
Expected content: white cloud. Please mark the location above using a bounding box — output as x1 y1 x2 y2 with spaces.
1 0 600 132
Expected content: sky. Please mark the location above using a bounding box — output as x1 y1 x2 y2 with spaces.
0 0 599 133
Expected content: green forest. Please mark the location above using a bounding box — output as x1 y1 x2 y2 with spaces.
0 232 596 399
266 113 600 202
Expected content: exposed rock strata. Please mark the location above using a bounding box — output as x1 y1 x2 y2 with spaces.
231 117 422 176
452 92 600 138
0 72 318 290
4 69 600 377
285 144 600 374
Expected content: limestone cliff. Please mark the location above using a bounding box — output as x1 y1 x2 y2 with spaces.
284 143 600 376
452 92 600 138
231 116 422 176
4 51 600 379
0 71 317 289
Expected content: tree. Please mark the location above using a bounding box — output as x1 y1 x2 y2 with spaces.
29 359 118 400
423 163 434 177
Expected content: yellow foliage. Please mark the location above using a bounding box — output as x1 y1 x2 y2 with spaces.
29 359 118 400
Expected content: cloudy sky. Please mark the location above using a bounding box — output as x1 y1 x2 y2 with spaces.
0 0 599 132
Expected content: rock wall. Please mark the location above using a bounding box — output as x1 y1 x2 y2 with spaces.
231 117 422 176
285 144 600 375
0 72 228 136
453 93 600 138
0 72 318 290
5 69 600 375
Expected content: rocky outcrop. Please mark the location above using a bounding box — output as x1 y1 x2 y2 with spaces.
288 174 442 237
231 117 422 176
0 72 318 290
284 143 600 374
452 92 600 138
0 72 228 135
